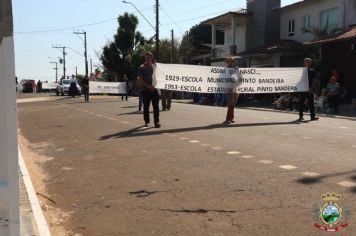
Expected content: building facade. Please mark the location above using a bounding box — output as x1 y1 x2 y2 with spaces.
203 0 304 67
280 0 346 43
280 0 356 100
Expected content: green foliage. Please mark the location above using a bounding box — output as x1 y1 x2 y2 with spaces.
100 12 146 81
76 74 85 86
312 26 343 40
179 24 223 63
128 43 153 79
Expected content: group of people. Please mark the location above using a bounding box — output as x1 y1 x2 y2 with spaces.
134 54 325 128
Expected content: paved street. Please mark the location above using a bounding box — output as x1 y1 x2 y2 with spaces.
18 95 356 236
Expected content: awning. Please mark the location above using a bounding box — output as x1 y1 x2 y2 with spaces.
201 9 250 25
304 27 356 46
238 40 305 56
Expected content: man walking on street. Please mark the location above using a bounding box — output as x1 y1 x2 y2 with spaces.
298 58 319 121
137 52 160 128
224 57 239 123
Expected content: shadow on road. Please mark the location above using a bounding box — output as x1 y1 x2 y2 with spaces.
99 120 299 140
60 99 120 104
296 170 356 193
117 111 142 116
121 105 139 109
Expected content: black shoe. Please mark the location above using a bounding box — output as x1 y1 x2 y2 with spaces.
144 123 149 127
154 123 161 128
311 117 319 121
297 117 304 122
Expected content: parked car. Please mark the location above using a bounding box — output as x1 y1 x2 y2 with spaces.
56 79 81 96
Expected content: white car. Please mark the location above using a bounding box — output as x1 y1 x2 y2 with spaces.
56 79 81 96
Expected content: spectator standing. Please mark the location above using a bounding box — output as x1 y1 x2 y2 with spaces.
161 89 172 111
32 80 37 93
83 75 89 102
326 76 340 114
121 74 129 101
37 80 42 93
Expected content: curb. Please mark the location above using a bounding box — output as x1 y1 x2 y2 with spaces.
18 147 51 236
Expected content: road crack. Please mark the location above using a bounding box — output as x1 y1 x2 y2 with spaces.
128 190 169 198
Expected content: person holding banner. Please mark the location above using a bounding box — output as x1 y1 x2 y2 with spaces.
137 52 161 128
298 58 319 121
224 57 239 124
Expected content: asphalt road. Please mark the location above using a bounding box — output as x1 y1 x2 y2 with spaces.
17 95 356 236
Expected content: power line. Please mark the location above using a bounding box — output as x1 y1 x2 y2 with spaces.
15 18 117 34
169 0 235 16
67 47 84 57
162 7 244 27
160 5 184 34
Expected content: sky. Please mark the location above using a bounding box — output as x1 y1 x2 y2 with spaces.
13 0 300 82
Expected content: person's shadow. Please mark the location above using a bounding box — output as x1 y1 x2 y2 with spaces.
99 120 300 140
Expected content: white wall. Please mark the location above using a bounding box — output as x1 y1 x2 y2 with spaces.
280 0 344 43
0 37 20 236
347 0 356 26
223 24 247 53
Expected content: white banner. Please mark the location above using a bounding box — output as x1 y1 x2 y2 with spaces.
42 82 58 90
155 63 309 93
89 81 126 94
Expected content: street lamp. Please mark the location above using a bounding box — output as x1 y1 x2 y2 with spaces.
122 0 156 31
49 61 58 82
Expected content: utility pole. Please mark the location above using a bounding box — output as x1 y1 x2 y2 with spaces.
0 0 20 235
50 61 58 82
90 58 93 74
75 66 78 78
52 45 66 79
73 30 89 78
171 29 174 64
155 0 159 60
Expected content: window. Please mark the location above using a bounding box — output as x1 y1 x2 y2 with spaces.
302 15 311 30
288 19 295 36
320 8 338 28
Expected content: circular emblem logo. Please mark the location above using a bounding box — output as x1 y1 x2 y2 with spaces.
322 204 340 225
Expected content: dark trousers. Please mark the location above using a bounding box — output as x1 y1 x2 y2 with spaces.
328 95 339 114
84 87 89 101
138 91 143 111
142 90 160 124
161 90 172 110
121 94 128 101
299 92 315 118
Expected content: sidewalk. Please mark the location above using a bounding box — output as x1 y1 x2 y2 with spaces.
20 172 39 236
19 147 51 236
173 99 356 121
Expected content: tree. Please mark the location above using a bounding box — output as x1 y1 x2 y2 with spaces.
312 26 343 40
151 39 181 64
100 13 146 81
179 24 224 64
128 43 153 79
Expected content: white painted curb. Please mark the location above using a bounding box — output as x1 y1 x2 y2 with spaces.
18 147 51 236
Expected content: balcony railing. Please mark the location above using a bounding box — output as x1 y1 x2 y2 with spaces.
212 45 237 58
